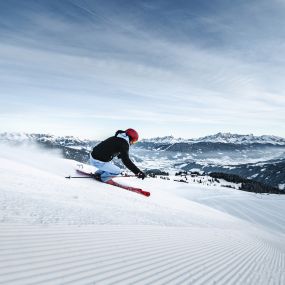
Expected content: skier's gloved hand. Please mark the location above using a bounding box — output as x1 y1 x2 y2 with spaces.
137 171 146 180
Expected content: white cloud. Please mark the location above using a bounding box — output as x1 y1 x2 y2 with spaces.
0 0 284 138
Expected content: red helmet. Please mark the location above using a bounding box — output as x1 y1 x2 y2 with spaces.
125 128 139 143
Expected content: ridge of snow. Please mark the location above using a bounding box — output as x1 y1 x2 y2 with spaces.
141 132 285 145
194 132 285 145
1 132 285 146
0 145 285 284
0 132 95 146
140 135 191 144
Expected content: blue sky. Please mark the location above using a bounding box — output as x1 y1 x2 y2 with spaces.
0 0 284 139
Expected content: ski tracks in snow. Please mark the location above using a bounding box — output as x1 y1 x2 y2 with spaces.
0 224 284 285
1 151 285 284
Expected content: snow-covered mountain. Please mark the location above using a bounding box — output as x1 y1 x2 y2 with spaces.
135 133 285 189
142 132 285 145
0 132 97 148
194 132 285 145
141 135 190 144
0 144 284 284
1 131 284 146
1 132 284 189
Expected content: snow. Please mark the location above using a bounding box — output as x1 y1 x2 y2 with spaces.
279 184 285 190
0 145 285 284
141 135 190 144
195 132 285 145
141 132 285 145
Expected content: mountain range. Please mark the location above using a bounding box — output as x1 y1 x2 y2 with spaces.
1 132 284 190
141 132 285 145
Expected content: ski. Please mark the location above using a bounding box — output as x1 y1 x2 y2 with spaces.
74 163 150 197
106 180 150 197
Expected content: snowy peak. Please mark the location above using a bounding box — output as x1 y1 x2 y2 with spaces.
195 132 285 145
140 136 189 144
1 132 284 146
0 132 31 142
142 132 285 145
0 132 98 147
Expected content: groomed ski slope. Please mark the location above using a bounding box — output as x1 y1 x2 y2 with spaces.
0 145 284 285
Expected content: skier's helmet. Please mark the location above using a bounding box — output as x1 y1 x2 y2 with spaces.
125 128 139 144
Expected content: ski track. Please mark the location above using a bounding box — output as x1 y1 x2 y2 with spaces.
207 199 285 233
1 151 285 284
0 225 284 285
175 184 285 234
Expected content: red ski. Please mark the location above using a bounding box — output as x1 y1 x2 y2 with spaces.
74 163 150 197
105 179 150 197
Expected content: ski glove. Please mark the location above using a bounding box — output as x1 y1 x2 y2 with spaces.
137 171 146 180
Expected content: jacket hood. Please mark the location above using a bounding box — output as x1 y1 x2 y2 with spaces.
116 131 130 145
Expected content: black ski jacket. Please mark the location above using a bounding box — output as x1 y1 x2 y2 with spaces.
91 131 141 174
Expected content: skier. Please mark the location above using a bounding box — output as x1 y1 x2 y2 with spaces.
90 129 146 184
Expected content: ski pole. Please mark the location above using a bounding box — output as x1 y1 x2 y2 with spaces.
65 175 138 179
65 176 94 179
